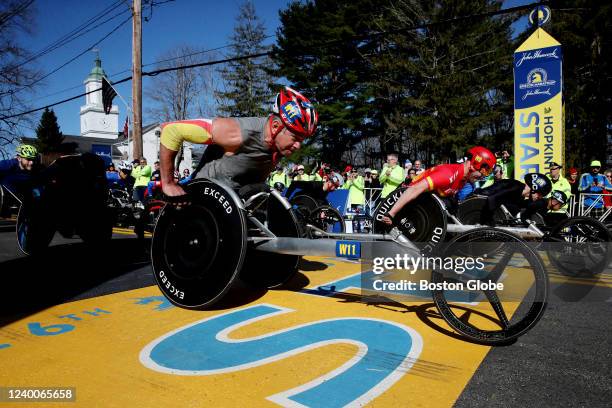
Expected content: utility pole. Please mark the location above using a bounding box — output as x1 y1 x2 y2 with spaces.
131 0 143 160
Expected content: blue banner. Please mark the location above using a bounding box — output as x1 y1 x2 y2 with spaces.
513 28 564 179
91 144 112 166
514 45 562 110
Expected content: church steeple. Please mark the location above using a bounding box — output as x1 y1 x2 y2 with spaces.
80 51 118 138
87 52 107 81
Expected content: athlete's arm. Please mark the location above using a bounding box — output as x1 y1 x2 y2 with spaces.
387 179 429 218
160 118 242 197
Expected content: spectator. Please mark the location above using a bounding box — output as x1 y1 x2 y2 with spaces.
495 150 514 179
456 179 476 202
119 168 135 194
105 163 120 186
131 157 152 203
181 168 191 181
605 169 612 208
480 164 504 189
413 159 424 175
333 166 345 187
343 167 365 210
268 165 290 189
293 164 310 181
578 160 612 219
151 161 161 181
107 163 118 174
380 153 404 198
567 167 580 196
402 168 417 188
403 159 412 177
547 162 571 213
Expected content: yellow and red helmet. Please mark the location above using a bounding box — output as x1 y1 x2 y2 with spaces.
468 146 496 176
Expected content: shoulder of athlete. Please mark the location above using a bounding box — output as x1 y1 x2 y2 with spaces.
0 158 18 172
212 118 244 153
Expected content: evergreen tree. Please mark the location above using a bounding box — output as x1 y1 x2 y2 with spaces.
370 0 516 163
35 108 64 153
216 0 274 116
275 0 390 163
543 0 611 168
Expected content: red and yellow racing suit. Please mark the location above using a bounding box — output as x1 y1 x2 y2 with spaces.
409 163 467 197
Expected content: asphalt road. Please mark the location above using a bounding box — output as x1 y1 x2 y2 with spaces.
0 227 610 407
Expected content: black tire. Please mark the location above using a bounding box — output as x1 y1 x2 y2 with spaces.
151 179 247 309
290 194 320 213
431 228 548 345
290 194 320 234
457 196 511 226
16 204 55 256
308 205 345 236
545 216 612 276
79 207 113 247
373 190 447 254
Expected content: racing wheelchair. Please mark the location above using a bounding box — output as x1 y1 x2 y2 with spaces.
1 153 114 255
151 178 551 345
372 189 612 277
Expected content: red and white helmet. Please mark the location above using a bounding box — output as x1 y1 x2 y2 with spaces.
272 87 318 138
468 146 496 175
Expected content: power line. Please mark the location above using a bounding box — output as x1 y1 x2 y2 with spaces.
0 14 132 97
6 5 130 74
2 0 125 74
0 0 35 27
0 1 545 121
32 31 277 102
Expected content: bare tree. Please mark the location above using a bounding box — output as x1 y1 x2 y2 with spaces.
0 0 42 159
145 45 221 167
146 45 219 122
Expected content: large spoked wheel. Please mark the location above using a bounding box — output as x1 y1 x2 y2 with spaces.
308 205 345 236
290 194 320 235
545 216 612 277
431 228 548 345
151 179 247 309
241 190 302 289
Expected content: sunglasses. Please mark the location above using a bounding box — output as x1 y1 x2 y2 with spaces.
479 166 493 177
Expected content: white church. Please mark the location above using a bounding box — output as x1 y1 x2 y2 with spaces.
57 56 194 171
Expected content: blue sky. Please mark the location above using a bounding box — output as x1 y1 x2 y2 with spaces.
14 0 533 138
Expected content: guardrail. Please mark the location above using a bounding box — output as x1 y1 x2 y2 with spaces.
575 193 612 222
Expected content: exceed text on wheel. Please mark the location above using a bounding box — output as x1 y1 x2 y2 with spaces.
151 179 247 309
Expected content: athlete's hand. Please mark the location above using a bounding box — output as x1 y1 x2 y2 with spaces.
381 213 394 226
162 182 190 207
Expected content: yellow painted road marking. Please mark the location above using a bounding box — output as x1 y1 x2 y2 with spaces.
0 257 531 407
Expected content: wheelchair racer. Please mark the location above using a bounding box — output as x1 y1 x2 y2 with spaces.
381 146 496 225
0 144 40 200
158 87 317 202
476 173 566 226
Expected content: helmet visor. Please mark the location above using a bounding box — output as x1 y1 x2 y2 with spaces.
478 164 492 177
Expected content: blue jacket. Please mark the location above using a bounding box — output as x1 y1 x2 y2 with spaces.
578 173 612 208
0 158 33 195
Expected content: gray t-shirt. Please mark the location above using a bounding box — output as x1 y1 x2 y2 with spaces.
195 117 274 190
